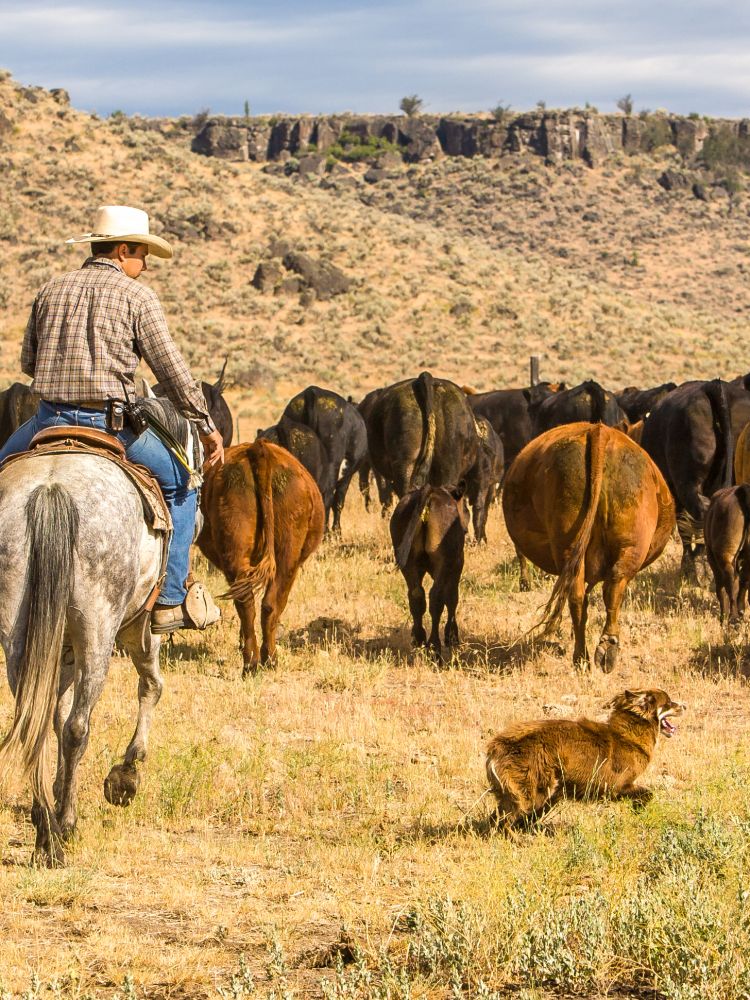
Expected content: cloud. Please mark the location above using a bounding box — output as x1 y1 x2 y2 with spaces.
1 0 748 117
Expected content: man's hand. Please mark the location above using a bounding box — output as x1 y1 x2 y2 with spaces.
200 428 225 470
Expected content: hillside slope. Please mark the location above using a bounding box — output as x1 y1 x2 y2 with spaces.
2 74 749 426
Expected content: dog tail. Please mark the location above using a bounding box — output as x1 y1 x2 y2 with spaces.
534 424 605 638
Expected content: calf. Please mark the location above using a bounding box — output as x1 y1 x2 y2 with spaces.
705 485 750 626
390 485 469 659
198 440 325 675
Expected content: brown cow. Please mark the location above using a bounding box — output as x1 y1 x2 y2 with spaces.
704 485 750 626
734 421 750 485
503 423 675 670
198 440 325 675
390 484 469 659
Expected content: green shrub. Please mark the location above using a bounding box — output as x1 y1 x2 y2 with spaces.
640 116 674 152
326 130 401 164
701 124 750 171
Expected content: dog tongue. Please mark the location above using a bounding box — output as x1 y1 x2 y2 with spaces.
660 718 676 737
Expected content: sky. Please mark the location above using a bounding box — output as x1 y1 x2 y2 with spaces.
1 0 749 119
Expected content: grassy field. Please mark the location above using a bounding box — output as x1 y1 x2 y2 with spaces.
2 72 750 998
0 489 749 999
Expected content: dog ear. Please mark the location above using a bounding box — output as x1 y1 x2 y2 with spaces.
603 691 631 711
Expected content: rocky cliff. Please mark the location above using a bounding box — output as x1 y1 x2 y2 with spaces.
192 109 748 167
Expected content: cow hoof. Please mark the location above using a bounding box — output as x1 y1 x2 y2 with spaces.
104 763 140 807
573 656 591 673
518 579 531 593
32 846 65 869
594 636 619 673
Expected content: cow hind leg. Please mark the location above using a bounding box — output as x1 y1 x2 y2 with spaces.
568 578 589 669
516 548 531 592
403 566 427 647
443 575 461 650
235 597 260 677
260 568 298 665
594 575 630 673
427 577 447 660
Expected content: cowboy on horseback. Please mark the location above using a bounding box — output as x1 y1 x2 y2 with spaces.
0 205 222 634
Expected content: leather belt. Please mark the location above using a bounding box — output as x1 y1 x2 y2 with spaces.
43 399 109 412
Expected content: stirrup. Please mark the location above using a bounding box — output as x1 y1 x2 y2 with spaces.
183 582 221 629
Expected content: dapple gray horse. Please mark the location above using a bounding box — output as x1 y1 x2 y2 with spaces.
0 451 164 866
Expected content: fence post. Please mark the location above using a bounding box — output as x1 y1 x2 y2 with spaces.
530 355 541 387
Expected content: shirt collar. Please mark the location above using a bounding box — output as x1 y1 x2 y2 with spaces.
82 256 125 273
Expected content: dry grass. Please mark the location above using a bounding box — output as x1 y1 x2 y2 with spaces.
1 74 750 998
0 492 748 998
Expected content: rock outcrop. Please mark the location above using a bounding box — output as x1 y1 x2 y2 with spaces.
192 110 743 168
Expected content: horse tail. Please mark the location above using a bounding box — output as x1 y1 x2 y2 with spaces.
395 486 430 570
534 425 605 637
0 484 79 815
221 441 277 602
410 371 436 489
706 378 733 491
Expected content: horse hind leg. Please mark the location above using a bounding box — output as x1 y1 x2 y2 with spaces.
104 634 163 808
56 642 112 841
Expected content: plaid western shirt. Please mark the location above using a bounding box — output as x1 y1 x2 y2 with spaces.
21 256 213 427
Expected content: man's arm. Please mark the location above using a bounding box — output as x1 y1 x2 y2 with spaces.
134 289 215 429
20 299 38 378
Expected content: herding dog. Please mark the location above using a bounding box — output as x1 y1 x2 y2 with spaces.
485 689 685 829
390 484 469 659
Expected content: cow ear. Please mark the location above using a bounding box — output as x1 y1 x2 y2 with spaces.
522 388 532 403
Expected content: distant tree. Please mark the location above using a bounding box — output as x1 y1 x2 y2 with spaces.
536 100 547 111
399 94 424 117
617 94 634 116
192 107 211 131
491 101 512 124
244 99 250 121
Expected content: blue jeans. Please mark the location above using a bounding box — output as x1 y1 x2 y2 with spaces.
0 401 196 605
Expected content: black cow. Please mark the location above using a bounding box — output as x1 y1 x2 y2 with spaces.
154 358 233 447
365 372 479 500
530 380 627 435
257 417 333 509
466 382 565 468
640 379 750 574
466 416 504 543
616 382 677 422
282 386 367 532
357 386 395 515
0 382 37 448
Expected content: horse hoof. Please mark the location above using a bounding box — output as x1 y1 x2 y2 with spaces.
104 763 140 807
594 636 619 673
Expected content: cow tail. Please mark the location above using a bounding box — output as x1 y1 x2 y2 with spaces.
706 379 733 490
586 380 608 423
410 371 436 489
0 484 78 819
394 486 430 570
535 425 605 637
303 386 316 430
221 442 277 602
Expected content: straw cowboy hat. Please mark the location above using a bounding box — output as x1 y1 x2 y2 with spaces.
65 205 173 259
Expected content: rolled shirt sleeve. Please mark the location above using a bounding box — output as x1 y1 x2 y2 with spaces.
21 299 38 378
135 288 215 430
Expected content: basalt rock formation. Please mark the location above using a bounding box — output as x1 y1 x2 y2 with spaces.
191 110 746 167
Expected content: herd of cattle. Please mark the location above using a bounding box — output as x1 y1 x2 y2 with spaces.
2 369 750 674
